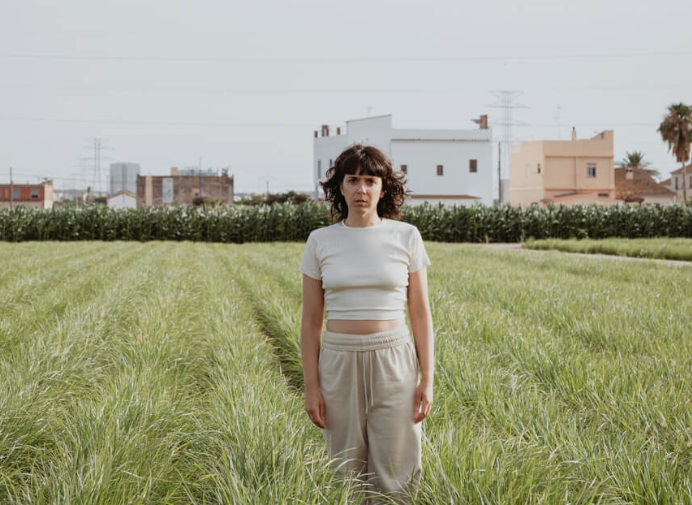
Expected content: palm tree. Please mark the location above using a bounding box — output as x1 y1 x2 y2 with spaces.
658 103 692 203
616 150 660 178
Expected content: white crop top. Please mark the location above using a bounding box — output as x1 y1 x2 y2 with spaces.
299 218 431 320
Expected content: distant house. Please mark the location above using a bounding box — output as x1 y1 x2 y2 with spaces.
313 114 494 207
510 129 615 207
0 180 54 209
136 168 234 208
614 167 675 206
107 189 137 209
660 164 692 201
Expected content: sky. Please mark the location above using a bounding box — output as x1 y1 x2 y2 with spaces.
1 0 691 195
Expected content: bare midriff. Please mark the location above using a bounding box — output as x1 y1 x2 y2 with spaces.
326 318 406 335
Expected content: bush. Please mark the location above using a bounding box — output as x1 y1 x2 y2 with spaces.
2 202 692 243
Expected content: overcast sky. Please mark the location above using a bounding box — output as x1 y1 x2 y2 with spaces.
1 0 691 194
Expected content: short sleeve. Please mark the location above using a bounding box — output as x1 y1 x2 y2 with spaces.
299 232 321 280
409 227 431 273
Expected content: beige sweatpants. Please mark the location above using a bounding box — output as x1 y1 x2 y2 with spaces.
319 327 422 504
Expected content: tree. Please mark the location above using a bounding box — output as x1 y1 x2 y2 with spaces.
616 150 660 178
658 103 692 202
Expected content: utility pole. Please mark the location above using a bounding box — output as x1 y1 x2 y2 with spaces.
84 138 112 195
261 176 274 198
497 143 502 205
9 167 13 210
555 104 562 140
198 156 203 196
488 91 529 205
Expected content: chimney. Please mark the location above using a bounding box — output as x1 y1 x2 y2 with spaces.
321 124 329 137
571 127 577 141
314 130 318 138
625 167 634 180
170 167 180 176
480 115 488 129
337 127 341 135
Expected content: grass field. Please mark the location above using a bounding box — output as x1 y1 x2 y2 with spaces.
1 241 692 504
522 238 692 263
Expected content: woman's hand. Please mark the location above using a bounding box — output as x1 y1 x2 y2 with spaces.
413 379 433 424
305 388 326 429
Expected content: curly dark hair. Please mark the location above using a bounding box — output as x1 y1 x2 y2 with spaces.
320 144 410 221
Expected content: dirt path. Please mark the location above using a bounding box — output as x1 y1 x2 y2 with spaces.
468 243 692 268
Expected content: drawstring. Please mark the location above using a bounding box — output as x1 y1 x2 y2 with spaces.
363 351 375 415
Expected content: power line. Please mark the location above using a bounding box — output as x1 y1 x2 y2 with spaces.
1 50 691 63
0 115 661 129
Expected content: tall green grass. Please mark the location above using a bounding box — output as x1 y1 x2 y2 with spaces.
523 237 692 262
2 241 692 503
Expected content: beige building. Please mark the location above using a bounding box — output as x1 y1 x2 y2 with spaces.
660 164 692 202
510 129 615 207
614 167 675 206
0 180 54 209
136 168 234 208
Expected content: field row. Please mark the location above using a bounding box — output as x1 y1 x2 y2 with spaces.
1 242 692 503
523 237 692 262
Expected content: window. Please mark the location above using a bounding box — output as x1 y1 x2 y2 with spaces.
317 160 321 179
31 188 39 199
469 159 477 173
525 164 530 178
676 177 679 190
537 163 541 174
400 164 407 174
587 164 596 178
598 193 609 197
437 165 443 176
12 188 19 199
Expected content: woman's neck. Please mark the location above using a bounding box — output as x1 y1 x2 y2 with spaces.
344 211 382 228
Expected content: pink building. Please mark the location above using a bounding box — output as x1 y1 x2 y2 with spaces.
510 129 615 207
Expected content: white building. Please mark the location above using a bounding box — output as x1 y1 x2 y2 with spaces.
110 162 140 195
107 189 137 209
661 164 692 202
313 114 494 206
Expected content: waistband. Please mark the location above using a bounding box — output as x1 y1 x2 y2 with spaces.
322 326 411 351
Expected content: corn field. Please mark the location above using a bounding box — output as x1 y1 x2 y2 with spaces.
1 202 692 242
1 241 692 504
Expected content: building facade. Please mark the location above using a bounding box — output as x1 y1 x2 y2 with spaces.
0 180 54 209
107 189 138 209
660 164 692 202
313 114 494 207
110 162 141 195
136 168 234 208
510 129 615 207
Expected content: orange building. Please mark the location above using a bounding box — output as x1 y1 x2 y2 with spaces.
0 180 54 209
510 129 615 207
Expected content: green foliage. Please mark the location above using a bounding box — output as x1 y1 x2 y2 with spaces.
239 191 311 206
2 202 692 242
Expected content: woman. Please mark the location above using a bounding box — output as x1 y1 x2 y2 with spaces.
299 144 434 504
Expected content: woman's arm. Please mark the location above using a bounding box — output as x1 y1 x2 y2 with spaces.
301 274 326 428
407 267 434 424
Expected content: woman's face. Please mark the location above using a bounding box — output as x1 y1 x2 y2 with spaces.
339 172 384 216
